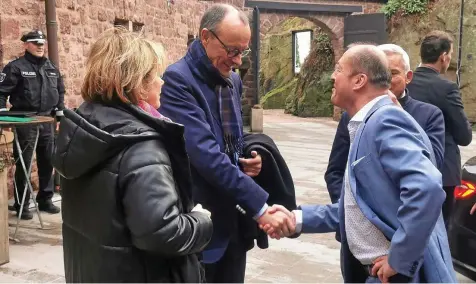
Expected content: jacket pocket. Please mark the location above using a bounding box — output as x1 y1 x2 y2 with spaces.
45 69 58 89
351 153 372 171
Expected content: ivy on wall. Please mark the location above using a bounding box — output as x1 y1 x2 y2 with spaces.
382 0 430 17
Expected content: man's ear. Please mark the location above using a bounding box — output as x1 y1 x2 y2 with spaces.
439 52 447 64
405 70 413 84
353 74 368 91
200 29 211 46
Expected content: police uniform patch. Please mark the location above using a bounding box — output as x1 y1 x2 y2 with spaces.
0 73 5 83
21 71 36 77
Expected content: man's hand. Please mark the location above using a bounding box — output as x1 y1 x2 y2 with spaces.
371 255 397 283
259 205 296 239
192 203 211 218
387 90 401 108
239 150 262 177
470 203 476 215
257 206 294 240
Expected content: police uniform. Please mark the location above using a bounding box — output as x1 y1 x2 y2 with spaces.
0 30 64 218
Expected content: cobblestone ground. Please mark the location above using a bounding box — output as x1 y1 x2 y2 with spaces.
0 109 474 283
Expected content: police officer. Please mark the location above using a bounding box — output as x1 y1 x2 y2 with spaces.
0 30 64 219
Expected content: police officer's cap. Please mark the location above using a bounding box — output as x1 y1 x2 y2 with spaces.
21 30 46 44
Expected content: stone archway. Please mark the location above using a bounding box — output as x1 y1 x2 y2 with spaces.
240 1 385 124
258 16 336 114
240 13 344 123
241 12 347 124
260 13 344 65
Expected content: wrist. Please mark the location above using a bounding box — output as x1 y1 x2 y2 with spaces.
292 209 303 234
254 203 269 221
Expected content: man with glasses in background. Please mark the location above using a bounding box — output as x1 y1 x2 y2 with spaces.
160 4 293 283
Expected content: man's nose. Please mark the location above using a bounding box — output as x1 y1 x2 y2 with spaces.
231 54 242 66
331 72 336 81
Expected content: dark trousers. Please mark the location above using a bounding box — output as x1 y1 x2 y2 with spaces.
13 123 55 207
203 237 247 283
442 186 455 228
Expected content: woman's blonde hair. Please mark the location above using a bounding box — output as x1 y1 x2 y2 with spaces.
81 26 166 104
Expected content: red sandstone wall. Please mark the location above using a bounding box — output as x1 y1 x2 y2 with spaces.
0 0 384 116
0 0 384 192
0 0 218 194
0 0 219 108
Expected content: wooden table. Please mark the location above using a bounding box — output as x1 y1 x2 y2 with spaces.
0 116 55 265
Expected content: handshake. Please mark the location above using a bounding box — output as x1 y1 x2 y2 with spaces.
257 205 297 240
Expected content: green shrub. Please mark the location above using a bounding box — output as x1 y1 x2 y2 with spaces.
382 0 429 17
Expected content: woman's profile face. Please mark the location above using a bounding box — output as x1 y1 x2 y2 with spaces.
143 71 164 109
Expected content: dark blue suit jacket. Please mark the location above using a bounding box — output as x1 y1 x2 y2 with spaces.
159 40 268 263
408 67 473 186
325 91 445 203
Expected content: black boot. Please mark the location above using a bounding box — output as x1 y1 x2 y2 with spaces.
15 205 33 220
38 200 60 214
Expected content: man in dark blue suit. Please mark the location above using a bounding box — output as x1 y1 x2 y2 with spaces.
408 31 472 226
325 44 445 205
159 4 293 283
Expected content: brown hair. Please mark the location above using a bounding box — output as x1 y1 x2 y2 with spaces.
81 27 166 104
420 30 453 64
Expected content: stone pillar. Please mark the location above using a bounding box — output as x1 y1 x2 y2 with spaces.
0 131 13 266
250 104 264 133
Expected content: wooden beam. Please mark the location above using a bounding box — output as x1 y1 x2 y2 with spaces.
244 0 363 13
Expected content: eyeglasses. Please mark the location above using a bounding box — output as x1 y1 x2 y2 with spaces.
209 30 251 58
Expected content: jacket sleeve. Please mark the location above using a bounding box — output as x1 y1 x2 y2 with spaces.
324 112 350 203
159 69 269 216
55 70 66 116
443 82 472 146
118 141 213 256
300 203 339 233
374 107 445 277
0 63 19 109
424 108 445 170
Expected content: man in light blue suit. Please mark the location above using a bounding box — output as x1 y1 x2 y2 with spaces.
265 45 456 283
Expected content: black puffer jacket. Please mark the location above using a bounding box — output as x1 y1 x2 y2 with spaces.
53 101 213 283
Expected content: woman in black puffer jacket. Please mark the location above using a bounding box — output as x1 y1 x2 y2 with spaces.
53 27 213 283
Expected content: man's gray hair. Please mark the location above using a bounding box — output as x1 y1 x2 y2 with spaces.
378 44 411 72
199 4 249 34
349 45 392 89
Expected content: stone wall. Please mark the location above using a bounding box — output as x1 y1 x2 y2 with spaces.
0 0 223 194
388 0 476 122
0 0 219 108
0 0 385 121
241 0 385 122
0 0 385 191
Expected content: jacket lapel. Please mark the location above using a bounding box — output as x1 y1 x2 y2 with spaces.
185 40 228 138
347 96 394 204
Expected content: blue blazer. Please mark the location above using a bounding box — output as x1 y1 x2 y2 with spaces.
300 97 456 282
325 91 445 203
159 40 269 263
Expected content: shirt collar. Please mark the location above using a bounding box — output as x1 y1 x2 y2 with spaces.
350 95 387 122
400 90 406 99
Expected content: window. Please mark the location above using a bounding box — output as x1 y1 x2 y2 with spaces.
114 18 144 33
114 18 130 29
292 30 313 74
132 22 144 33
